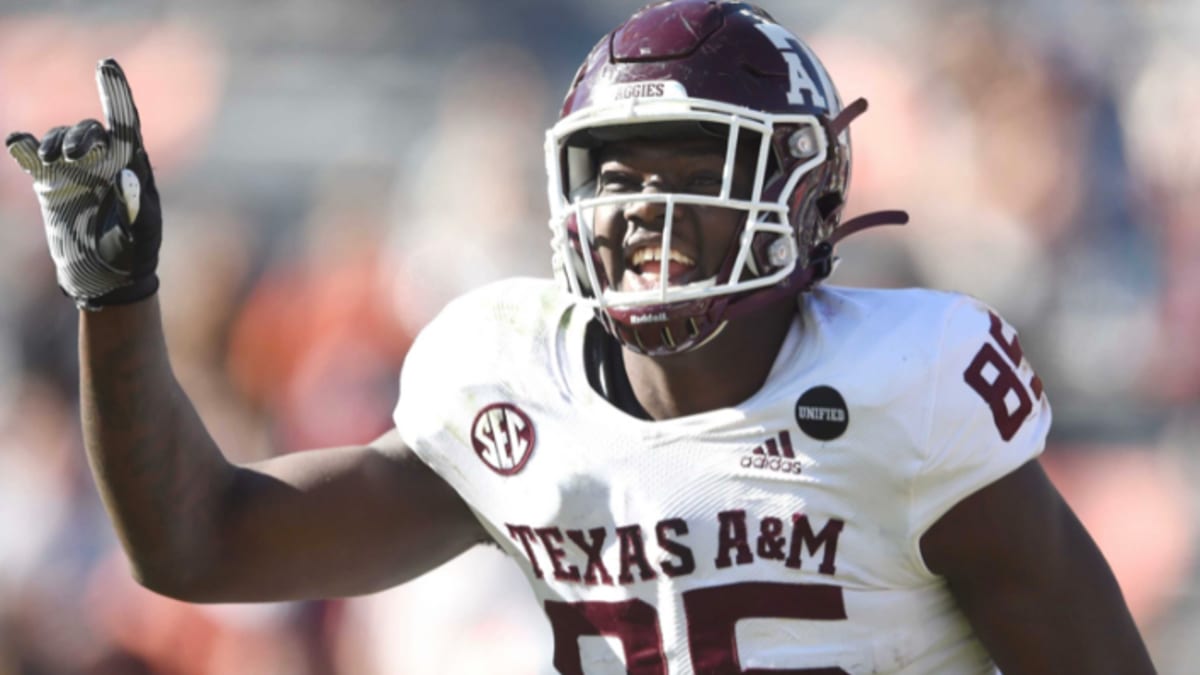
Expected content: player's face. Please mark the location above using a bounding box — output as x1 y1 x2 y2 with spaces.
592 136 756 294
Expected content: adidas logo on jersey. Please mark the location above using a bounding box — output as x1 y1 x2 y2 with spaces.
739 430 803 475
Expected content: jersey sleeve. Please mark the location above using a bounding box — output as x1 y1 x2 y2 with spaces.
909 297 1052 560
393 280 529 476
392 285 478 480
392 277 565 485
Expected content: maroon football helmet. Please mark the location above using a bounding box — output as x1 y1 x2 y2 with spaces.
545 0 905 356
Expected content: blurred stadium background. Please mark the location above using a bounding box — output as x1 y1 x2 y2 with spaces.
0 0 1197 672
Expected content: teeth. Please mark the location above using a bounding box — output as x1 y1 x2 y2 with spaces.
630 247 695 268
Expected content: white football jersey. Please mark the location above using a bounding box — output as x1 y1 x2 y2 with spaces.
395 278 1050 675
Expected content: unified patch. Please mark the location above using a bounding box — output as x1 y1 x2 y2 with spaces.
794 386 849 441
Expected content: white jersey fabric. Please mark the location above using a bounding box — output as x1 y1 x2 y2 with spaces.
395 278 1050 675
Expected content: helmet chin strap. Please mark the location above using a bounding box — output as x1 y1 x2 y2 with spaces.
826 97 869 138
805 210 909 284
823 96 911 243
802 96 910 282
828 209 909 246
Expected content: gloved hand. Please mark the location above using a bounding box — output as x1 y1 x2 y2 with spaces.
6 58 161 310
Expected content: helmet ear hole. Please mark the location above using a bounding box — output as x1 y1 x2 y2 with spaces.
816 192 844 221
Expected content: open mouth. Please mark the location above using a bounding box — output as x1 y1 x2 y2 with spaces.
622 245 697 291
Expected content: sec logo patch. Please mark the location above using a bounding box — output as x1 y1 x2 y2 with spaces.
471 403 536 475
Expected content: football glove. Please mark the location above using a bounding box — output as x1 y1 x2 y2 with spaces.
6 58 161 310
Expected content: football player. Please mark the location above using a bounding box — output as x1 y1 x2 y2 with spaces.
6 1 1154 673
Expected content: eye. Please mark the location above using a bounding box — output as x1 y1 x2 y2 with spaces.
686 172 723 194
597 170 640 194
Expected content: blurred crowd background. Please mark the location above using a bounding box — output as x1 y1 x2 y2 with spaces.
0 0 1197 672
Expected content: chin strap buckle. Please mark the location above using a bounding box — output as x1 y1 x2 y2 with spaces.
808 209 910 283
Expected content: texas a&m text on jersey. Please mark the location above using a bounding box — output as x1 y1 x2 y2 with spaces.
7 0 1154 673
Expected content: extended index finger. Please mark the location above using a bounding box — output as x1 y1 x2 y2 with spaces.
95 58 142 147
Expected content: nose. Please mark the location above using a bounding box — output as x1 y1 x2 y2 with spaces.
623 178 668 231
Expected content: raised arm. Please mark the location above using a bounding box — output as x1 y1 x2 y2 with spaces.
81 299 486 602
8 59 488 603
921 459 1156 674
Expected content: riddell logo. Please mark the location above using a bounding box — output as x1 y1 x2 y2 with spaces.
630 312 669 324
739 430 803 475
